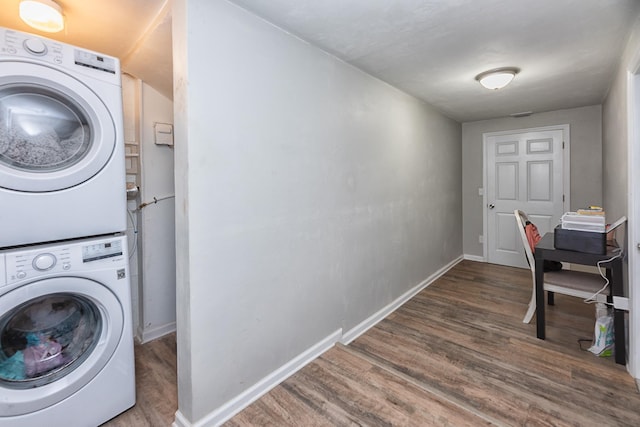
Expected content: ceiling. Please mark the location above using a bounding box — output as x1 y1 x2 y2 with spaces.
1 0 639 122
0 0 173 99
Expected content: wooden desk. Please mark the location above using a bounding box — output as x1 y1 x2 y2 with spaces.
534 232 625 365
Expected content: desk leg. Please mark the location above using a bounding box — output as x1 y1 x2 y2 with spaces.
535 256 545 339
611 258 626 365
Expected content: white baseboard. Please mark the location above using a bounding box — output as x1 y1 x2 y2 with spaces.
340 255 464 345
173 328 343 427
172 411 190 427
138 322 176 344
463 254 485 262
170 255 465 426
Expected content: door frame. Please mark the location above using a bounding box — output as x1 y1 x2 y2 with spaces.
482 124 571 262
626 51 640 379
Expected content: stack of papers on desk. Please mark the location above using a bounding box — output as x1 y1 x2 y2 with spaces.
562 212 606 233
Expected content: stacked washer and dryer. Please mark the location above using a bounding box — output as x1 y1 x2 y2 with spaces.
0 27 135 426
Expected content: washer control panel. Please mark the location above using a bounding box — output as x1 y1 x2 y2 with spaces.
4 245 72 284
1 236 126 287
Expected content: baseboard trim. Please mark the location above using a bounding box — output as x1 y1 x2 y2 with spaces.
340 255 464 345
171 256 465 426
463 254 485 262
138 322 176 344
172 411 190 427
173 328 343 427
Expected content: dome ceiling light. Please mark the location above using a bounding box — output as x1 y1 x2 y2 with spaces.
475 67 520 90
19 0 65 33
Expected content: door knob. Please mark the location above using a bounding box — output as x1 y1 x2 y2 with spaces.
488 204 495 209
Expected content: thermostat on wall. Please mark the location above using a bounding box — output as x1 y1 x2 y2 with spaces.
154 122 174 146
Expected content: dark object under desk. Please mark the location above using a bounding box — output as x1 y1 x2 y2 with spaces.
534 232 625 365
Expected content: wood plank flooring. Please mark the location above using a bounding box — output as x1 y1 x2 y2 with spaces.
104 260 640 426
102 332 177 426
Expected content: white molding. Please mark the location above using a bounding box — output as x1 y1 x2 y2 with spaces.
170 256 465 426
173 329 343 427
139 322 176 344
463 254 485 262
172 411 190 427
627 68 640 376
340 256 463 345
482 135 488 260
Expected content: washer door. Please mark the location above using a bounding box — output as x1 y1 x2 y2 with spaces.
0 277 123 416
0 62 116 192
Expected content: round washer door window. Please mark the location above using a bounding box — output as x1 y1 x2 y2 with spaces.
0 62 116 192
0 293 101 388
0 278 123 416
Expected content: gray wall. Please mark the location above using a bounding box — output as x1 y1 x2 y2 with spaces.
462 106 602 258
173 0 461 424
602 18 640 222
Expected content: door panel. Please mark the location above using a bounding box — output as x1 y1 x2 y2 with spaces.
528 161 552 201
486 128 565 267
497 163 518 200
496 212 519 254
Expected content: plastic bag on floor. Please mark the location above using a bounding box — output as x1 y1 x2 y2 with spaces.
588 311 614 357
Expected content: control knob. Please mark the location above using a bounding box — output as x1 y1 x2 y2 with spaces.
23 38 47 55
33 253 56 271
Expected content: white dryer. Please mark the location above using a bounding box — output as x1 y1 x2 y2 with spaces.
0 27 126 247
0 234 135 426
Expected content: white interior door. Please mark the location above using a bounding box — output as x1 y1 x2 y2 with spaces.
485 127 567 267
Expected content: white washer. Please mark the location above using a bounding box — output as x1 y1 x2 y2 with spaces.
0 27 126 247
0 234 135 426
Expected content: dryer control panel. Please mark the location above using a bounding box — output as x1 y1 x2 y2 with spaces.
0 26 120 82
1 27 65 64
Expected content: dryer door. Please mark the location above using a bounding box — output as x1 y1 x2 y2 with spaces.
0 62 116 192
0 277 123 416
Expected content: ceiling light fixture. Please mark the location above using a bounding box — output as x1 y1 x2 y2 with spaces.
19 0 65 33
475 67 520 90
510 111 533 118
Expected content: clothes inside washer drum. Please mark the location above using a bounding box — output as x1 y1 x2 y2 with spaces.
23 340 63 377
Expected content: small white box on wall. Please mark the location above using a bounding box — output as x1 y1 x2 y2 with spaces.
154 122 174 146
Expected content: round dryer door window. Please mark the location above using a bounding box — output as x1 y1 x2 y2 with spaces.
0 62 116 192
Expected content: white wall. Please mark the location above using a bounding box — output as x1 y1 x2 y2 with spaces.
173 0 462 424
461 105 603 258
602 15 640 376
139 82 176 342
603 19 640 221
121 74 142 336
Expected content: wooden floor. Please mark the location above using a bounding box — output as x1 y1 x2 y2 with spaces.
102 332 177 426
104 260 640 426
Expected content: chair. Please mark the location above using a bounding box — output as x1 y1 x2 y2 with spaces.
514 209 608 324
